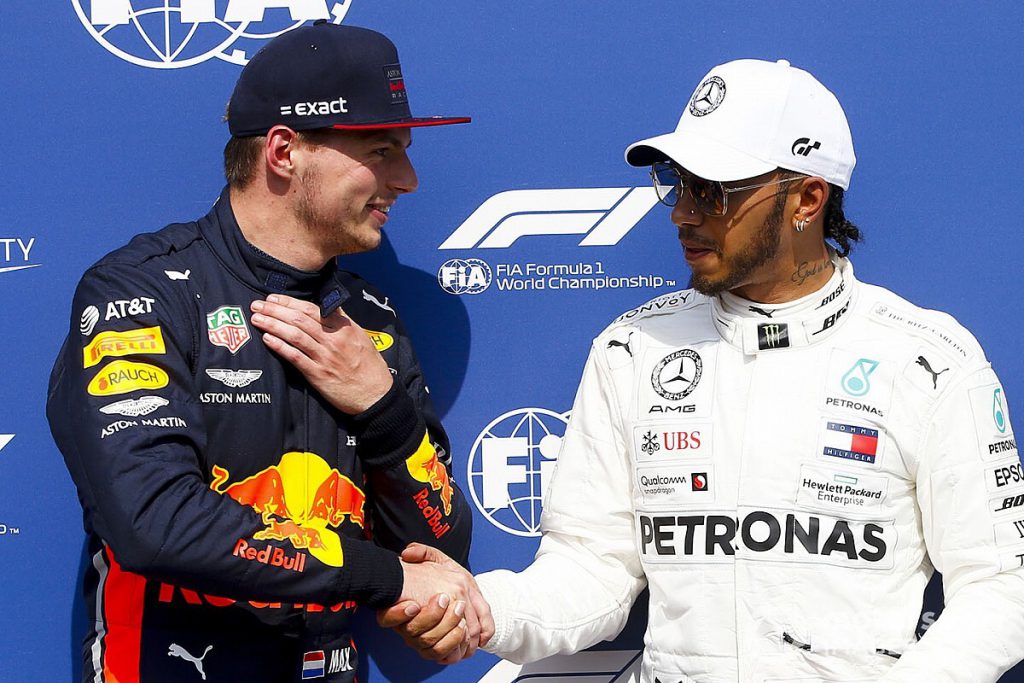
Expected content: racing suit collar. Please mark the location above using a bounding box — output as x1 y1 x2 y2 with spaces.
202 186 351 317
711 254 855 355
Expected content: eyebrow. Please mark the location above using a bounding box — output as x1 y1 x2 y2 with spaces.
366 131 412 149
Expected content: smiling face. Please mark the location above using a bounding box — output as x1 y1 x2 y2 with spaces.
292 128 419 257
672 169 794 297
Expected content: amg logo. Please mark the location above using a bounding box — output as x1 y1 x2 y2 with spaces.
648 405 696 414
638 510 891 567
280 96 349 117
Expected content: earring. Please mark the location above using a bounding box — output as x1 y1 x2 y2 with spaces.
794 218 807 232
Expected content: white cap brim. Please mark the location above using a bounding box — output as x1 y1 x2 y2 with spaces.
625 131 776 183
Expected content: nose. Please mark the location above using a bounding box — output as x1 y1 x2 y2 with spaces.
671 187 702 227
390 152 419 195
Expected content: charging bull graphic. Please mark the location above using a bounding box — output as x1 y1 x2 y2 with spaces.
211 451 366 567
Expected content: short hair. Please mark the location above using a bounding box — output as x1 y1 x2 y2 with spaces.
222 129 338 189
823 184 862 257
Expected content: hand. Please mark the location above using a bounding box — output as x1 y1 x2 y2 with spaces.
379 593 471 665
250 295 393 414
380 543 494 663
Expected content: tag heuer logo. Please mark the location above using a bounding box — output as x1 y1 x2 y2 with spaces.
207 306 251 354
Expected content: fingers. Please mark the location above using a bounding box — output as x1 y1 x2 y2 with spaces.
404 595 467 662
401 542 440 564
377 600 421 629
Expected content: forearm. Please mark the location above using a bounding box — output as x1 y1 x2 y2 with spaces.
879 572 1024 682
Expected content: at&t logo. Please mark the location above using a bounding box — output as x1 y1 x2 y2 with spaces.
466 408 568 537
438 258 492 295
72 0 352 69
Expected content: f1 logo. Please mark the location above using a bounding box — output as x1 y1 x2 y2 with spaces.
438 187 660 249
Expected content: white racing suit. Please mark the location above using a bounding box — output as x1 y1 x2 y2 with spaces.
478 258 1024 682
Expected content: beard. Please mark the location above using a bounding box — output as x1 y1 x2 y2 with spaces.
688 188 788 296
294 164 378 258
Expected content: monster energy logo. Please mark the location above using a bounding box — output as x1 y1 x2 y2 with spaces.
757 323 790 350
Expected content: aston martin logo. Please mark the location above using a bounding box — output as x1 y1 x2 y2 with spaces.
206 369 263 388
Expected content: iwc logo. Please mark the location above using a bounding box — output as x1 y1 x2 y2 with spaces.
71 0 353 69
689 76 726 117
652 349 703 400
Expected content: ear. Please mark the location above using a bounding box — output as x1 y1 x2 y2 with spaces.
793 176 830 225
264 125 302 181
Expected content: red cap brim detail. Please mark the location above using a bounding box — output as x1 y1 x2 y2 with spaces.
331 117 471 130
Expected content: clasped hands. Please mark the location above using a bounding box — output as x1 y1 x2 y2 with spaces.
380 543 493 664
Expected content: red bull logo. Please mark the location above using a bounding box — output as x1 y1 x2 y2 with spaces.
405 433 454 515
211 451 366 568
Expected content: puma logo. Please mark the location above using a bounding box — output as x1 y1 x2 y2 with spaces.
168 644 212 680
165 269 191 281
748 306 775 318
915 356 949 389
606 332 634 357
363 289 396 316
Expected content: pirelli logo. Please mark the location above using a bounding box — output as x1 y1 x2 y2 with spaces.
83 326 166 368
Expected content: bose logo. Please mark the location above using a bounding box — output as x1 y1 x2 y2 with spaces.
280 97 349 117
439 187 661 250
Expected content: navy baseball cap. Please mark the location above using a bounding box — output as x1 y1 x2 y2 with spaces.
227 22 470 137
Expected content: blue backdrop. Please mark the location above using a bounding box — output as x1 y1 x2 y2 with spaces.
2 2 1022 681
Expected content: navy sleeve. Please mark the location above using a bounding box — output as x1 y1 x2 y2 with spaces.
350 312 472 566
47 262 403 609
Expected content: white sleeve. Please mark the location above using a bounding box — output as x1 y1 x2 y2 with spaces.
881 365 1024 681
477 342 647 664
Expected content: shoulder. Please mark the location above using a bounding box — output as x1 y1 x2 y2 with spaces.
336 270 402 327
857 282 986 364
597 288 708 339
83 222 203 285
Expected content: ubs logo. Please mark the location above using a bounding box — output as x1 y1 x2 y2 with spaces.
72 0 352 69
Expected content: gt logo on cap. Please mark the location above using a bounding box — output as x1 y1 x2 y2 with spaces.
792 138 822 156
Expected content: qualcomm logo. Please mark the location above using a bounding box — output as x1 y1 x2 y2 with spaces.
71 0 352 69
439 187 660 250
0 238 40 275
466 408 568 537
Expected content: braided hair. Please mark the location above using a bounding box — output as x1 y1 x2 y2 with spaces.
823 184 862 257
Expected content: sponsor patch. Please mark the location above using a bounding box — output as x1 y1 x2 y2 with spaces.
795 464 888 515
1000 548 1024 572
823 349 892 419
820 421 882 466
636 508 895 569
88 360 169 396
100 415 186 439
633 423 711 462
991 491 1024 517
986 460 1024 492
205 369 263 388
651 349 703 400
870 303 972 359
971 384 1017 462
993 517 1024 549
100 396 169 417
83 326 166 368
364 329 394 352
207 306 251 354
757 322 789 350
635 464 715 507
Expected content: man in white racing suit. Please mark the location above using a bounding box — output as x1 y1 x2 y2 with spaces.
380 58 1024 681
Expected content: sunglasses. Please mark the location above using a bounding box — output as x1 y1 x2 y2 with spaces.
650 162 803 216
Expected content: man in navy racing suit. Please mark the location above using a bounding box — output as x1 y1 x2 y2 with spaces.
47 22 489 683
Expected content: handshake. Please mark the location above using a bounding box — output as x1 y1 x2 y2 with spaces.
378 543 494 664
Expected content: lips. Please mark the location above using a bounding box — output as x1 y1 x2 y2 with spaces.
367 202 392 225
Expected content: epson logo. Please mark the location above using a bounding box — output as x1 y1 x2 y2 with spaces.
280 96 349 117
638 510 891 568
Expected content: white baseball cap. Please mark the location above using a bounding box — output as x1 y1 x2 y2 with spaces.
625 59 856 189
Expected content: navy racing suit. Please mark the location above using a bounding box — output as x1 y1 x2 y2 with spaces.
47 187 471 683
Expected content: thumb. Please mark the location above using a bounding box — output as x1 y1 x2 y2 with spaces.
401 542 438 563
